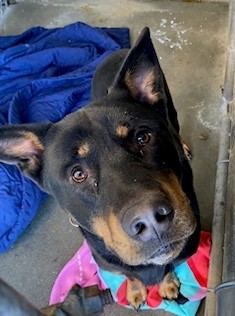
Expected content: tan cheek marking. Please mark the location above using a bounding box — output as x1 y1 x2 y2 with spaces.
92 212 140 265
159 173 189 211
78 142 90 157
116 125 129 138
159 173 196 232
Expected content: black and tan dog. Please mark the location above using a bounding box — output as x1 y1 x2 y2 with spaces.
0 28 200 310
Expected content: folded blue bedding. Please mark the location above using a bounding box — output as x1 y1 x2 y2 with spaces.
0 22 130 252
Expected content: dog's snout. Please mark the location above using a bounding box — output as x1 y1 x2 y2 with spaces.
123 204 174 242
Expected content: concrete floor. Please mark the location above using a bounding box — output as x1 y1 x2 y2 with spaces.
0 1 229 315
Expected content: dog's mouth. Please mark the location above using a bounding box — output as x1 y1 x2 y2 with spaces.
102 237 187 267
142 218 197 266
149 241 182 258
142 238 187 266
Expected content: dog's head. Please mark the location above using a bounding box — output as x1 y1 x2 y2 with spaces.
0 28 197 266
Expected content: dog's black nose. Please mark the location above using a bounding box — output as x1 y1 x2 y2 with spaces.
123 204 174 242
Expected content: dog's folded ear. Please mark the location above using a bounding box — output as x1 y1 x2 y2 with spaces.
110 27 171 115
0 123 51 186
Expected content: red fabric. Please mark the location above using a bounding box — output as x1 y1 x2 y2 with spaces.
116 280 129 306
187 231 211 287
116 280 163 308
146 285 163 308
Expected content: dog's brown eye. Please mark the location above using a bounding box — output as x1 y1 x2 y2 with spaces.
71 168 88 183
136 131 151 146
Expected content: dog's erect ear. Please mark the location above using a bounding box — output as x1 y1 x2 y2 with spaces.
0 123 51 186
110 27 167 106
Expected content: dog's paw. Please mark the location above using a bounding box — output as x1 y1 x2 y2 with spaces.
158 272 180 300
126 278 147 311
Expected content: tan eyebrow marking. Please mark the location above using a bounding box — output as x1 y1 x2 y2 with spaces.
116 125 129 138
77 142 90 157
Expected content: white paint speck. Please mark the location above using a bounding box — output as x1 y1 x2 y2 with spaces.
153 17 192 50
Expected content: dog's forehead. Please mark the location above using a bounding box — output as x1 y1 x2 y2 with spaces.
56 104 152 139
48 107 127 156
85 99 163 130
58 106 130 138
48 101 165 163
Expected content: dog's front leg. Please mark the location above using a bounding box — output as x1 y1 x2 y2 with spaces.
158 271 180 300
126 277 147 311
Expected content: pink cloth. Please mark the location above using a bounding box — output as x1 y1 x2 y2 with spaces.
50 240 107 304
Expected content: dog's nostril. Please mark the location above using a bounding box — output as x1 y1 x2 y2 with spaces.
157 206 172 216
130 219 154 242
132 221 147 236
155 206 174 222
155 213 168 223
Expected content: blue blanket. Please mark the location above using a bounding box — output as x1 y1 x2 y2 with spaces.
0 22 130 252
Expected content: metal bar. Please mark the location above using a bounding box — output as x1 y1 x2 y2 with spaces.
224 0 235 102
223 99 235 282
204 99 231 316
221 101 235 316
205 0 235 315
222 0 235 286
212 98 235 316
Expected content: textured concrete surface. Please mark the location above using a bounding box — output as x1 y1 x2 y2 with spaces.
0 1 229 315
